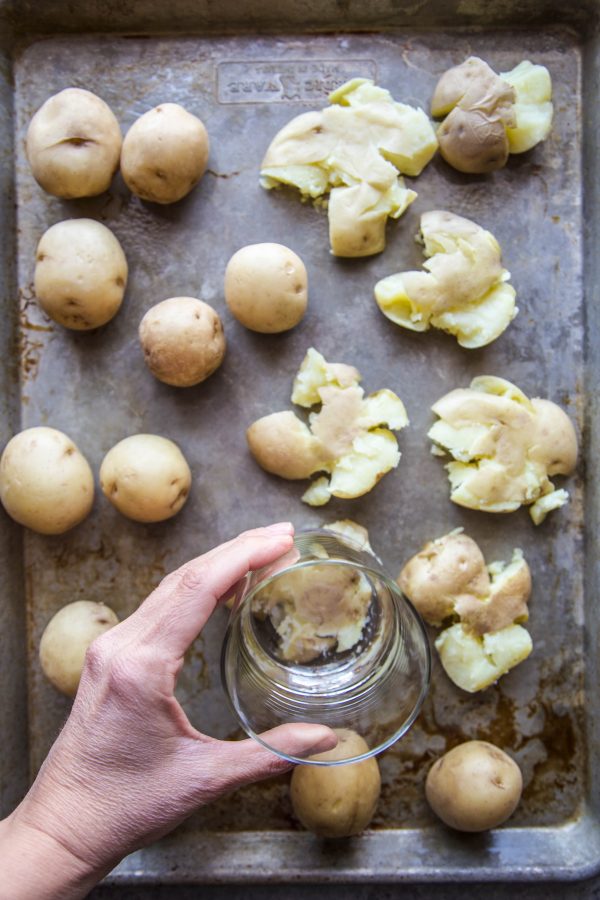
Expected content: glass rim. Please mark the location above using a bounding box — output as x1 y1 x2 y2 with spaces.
221 529 432 766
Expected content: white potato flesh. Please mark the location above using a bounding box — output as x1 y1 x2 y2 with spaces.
0 427 94 534
40 600 119 697
26 88 121 198
261 78 436 257
435 622 532 692
34 218 127 330
501 61 553 154
100 434 191 523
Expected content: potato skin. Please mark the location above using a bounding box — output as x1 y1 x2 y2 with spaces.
139 296 226 387
26 88 122 198
100 434 191 523
426 740 522 831
34 218 128 330
40 600 119 697
290 729 381 838
0 427 94 534
246 411 327 480
225 243 308 333
121 103 209 203
437 109 510 174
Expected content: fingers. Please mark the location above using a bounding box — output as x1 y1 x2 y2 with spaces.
116 524 295 657
208 724 339 792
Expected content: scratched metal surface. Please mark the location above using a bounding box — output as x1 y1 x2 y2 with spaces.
2 6 600 883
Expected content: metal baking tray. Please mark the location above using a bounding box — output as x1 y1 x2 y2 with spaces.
1 0 600 884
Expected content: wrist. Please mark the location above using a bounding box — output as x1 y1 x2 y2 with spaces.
0 810 107 900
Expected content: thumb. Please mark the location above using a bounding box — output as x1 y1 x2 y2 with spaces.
216 723 338 790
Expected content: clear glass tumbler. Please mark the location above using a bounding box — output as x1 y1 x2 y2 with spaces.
221 529 431 765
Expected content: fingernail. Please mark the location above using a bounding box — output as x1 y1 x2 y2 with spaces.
304 730 339 757
265 522 294 535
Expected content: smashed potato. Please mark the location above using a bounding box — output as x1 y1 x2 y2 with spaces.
399 530 532 692
431 57 553 173
374 210 516 348
246 348 408 505
252 563 373 664
261 78 437 257
429 376 577 523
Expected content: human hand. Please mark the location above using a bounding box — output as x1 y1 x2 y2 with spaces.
0 523 336 900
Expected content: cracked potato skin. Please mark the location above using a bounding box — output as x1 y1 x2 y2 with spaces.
34 218 128 330
100 434 191 523
425 740 522 831
26 87 122 198
0 427 94 534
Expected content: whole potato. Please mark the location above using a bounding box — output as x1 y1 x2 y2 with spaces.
100 434 191 523
225 243 308 333
290 729 381 837
34 218 128 330
426 740 523 832
0 427 94 534
40 600 119 697
26 87 121 198
139 296 226 387
121 103 210 204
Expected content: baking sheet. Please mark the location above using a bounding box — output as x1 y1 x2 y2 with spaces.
2 8 600 882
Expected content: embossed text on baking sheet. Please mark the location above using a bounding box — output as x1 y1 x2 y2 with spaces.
217 59 377 103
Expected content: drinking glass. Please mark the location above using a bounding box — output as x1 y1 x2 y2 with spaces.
221 529 430 765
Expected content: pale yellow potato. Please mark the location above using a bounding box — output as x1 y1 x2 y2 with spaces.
0 427 94 534
225 243 308 334
40 600 119 697
26 88 121 198
34 218 127 330
139 297 226 387
100 434 191 523
290 729 381 837
121 103 209 204
426 740 522 831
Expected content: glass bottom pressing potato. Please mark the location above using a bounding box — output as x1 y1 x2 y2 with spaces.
221 530 430 765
